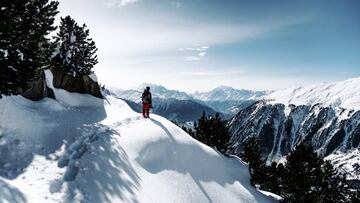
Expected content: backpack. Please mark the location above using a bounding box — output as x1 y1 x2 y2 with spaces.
142 91 151 104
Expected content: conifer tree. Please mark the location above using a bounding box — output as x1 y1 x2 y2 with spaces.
263 162 284 194
281 143 351 203
0 0 59 97
319 160 350 203
52 15 98 77
193 112 230 153
241 136 267 187
282 143 324 202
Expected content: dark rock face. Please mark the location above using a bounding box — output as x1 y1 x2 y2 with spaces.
228 101 360 160
22 71 55 101
51 68 103 98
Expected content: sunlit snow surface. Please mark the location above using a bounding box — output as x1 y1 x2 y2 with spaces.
267 77 360 111
0 72 276 202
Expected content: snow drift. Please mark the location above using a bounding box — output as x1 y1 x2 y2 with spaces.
0 71 276 202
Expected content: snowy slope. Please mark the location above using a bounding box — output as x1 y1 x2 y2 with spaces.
0 72 276 202
266 77 360 110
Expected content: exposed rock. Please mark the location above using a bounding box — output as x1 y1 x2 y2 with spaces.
228 101 360 159
51 68 103 98
22 71 55 101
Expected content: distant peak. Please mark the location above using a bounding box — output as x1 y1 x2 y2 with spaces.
213 85 234 91
138 83 166 90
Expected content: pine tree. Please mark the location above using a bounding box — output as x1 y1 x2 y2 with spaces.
282 143 324 202
263 161 284 194
52 15 98 77
193 112 230 153
281 143 351 203
319 160 350 203
241 136 267 187
0 0 59 97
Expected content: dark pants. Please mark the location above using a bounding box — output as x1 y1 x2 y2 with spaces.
142 103 151 118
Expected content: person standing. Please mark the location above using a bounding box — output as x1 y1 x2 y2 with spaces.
141 86 152 118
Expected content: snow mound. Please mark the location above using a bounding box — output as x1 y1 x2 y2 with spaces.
0 73 276 202
266 77 360 110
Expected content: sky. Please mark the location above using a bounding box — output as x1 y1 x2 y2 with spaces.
57 0 360 92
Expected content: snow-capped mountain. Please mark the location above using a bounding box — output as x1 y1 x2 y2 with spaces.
192 86 269 101
266 77 360 110
138 83 193 100
228 78 360 178
107 84 193 103
191 86 269 114
0 71 278 202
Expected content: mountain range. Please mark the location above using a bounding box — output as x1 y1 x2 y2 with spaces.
106 84 268 124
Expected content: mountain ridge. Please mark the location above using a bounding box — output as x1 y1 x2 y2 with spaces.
228 77 360 179
266 76 360 111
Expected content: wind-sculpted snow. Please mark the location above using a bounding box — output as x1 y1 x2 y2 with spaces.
0 72 276 202
229 100 360 178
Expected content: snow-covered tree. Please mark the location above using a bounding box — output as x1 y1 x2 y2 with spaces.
0 0 59 97
52 16 98 77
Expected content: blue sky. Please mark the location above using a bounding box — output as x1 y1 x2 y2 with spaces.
58 0 360 92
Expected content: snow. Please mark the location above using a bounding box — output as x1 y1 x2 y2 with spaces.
89 72 98 82
192 86 268 101
16 49 24 61
266 77 360 110
70 34 76 43
0 73 277 202
0 49 9 58
326 149 360 180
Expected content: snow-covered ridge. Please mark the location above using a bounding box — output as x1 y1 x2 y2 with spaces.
266 77 360 110
0 72 276 202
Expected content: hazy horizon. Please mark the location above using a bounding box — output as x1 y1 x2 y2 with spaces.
58 0 360 92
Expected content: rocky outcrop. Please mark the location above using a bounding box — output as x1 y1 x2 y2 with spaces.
22 68 103 101
22 71 55 101
51 68 103 98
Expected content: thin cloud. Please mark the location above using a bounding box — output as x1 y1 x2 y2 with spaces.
179 45 209 61
178 70 248 77
185 56 201 61
104 0 139 7
198 52 206 57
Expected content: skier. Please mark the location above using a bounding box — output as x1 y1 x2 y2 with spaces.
142 86 152 118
